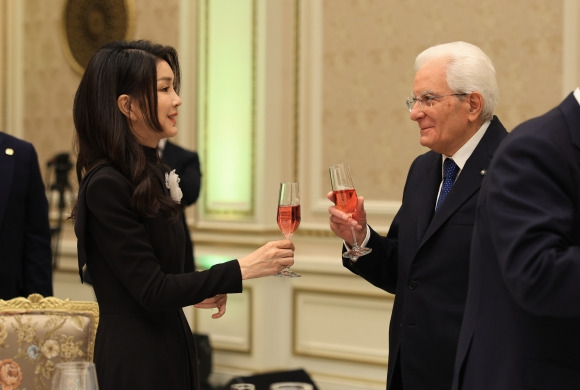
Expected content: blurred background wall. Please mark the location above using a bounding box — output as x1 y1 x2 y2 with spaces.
1 1 579 389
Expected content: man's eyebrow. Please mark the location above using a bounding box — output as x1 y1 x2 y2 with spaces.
411 89 435 97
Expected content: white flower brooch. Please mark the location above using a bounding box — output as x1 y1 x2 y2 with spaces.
165 169 183 203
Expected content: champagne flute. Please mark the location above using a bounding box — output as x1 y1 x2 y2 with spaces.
51 361 99 390
276 182 301 277
329 163 372 261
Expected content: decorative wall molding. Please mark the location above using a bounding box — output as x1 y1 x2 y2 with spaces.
197 0 257 219
3 0 24 138
195 286 253 354
562 0 580 94
293 287 391 365
60 0 135 74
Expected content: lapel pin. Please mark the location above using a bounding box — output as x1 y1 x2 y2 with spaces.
5 148 14 156
480 169 487 176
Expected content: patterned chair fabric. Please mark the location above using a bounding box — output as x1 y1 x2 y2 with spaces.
0 294 99 390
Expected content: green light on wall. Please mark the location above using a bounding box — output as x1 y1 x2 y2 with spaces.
201 0 255 218
197 254 234 270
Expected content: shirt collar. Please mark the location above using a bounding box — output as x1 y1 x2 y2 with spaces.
442 120 491 172
573 87 580 105
158 138 168 151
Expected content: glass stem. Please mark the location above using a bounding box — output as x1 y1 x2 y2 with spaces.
350 227 359 249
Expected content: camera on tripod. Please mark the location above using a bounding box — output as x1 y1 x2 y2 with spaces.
46 152 73 269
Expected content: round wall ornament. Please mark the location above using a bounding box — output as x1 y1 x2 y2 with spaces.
60 0 135 74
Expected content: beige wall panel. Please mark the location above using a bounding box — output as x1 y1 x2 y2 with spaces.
0 1 5 130
294 288 391 365
132 0 180 48
22 0 77 174
564 0 580 90
319 0 563 204
196 286 253 353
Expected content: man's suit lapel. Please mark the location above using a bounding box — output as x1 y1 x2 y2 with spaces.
560 93 580 167
414 153 440 243
423 154 482 241
0 133 14 228
421 117 506 245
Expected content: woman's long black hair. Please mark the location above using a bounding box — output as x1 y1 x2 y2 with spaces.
71 40 182 219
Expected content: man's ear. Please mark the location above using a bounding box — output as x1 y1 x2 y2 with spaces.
467 92 484 121
117 94 134 120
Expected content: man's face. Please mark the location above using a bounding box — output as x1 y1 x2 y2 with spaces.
409 59 472 156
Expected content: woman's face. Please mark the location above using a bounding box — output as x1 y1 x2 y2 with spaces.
129 60 182 147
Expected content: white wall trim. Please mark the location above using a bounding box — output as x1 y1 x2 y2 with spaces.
562 0 579 95
5 0 24 137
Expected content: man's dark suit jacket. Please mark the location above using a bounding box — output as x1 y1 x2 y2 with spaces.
0 132 53 299
452 93 580 390
161 140 201 272
345 117 507 390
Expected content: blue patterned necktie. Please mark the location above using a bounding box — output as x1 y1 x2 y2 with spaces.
436 158 459 211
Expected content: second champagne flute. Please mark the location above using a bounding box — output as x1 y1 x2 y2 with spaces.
276 182 301 277
329 163 372 261
51 361 99 390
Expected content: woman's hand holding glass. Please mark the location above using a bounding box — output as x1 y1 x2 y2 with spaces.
237 239 295 280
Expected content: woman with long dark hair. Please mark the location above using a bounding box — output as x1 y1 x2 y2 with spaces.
71 40 294 389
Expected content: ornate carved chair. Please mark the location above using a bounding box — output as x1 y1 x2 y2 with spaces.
0 293 99 390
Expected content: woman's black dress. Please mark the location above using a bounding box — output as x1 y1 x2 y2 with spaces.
75 148 242 389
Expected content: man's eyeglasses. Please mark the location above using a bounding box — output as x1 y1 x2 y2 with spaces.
405 93 467 112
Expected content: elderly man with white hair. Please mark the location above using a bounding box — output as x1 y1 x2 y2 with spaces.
327 41 507 390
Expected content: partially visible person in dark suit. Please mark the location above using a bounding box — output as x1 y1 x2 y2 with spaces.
327 41 507 390
158 138 201 271
0 131 53 299
452 89 580 390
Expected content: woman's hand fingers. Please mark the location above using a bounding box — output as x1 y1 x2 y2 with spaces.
194 294 228 318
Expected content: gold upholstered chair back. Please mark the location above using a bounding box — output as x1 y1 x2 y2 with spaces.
0 293 99 390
